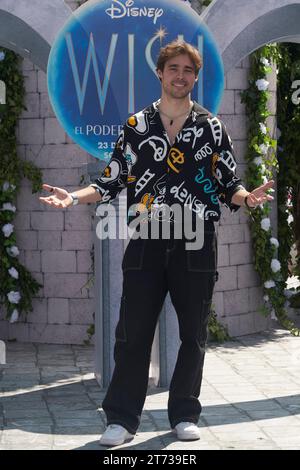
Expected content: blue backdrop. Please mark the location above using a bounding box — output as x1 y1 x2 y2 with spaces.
47 0 224 161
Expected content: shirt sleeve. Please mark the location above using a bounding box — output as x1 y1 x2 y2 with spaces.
213 120 246 212
89 126 129 204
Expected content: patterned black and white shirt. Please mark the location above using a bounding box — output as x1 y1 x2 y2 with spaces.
90 100 245 222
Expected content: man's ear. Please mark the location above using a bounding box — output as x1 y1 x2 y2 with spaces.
156 68 162 81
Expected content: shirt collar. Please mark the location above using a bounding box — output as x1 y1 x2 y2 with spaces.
145 100 210 118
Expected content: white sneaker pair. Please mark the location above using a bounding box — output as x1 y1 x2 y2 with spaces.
99 422 200 446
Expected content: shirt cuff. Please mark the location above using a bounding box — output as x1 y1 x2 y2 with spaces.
225 184 246 212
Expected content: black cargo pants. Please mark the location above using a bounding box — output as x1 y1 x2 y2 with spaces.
102 221 218 434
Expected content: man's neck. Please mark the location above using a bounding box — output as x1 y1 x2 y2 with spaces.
159 95 193 116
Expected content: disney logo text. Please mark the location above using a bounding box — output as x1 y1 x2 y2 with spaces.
105 0 164 25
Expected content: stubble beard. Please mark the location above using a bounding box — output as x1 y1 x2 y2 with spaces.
164 84 192 101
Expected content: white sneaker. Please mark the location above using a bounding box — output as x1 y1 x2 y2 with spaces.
99 424 135 447
172 422 200 441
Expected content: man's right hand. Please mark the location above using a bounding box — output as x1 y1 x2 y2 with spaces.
39 184 73 209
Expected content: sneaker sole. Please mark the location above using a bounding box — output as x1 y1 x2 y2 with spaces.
99 433 135 447
172 429 200 441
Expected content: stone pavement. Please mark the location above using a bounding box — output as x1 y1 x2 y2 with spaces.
0 328 300 450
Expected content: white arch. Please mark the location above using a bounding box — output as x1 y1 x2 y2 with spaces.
201 0 300 72
0 0 300 73
0 0 72 71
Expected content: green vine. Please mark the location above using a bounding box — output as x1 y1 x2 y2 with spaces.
0 48 42 323
208 305 230 342
241 45 300 336
277 44 300 285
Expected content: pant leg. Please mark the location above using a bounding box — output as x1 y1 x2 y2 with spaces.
167 230 217 428
102 239 168 434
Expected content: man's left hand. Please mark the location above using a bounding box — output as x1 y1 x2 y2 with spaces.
246 180 275 208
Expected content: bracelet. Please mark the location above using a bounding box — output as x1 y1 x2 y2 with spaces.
70 192 79 206
244 195 253 210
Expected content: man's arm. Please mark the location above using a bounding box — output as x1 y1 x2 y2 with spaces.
39 184 101 209
213 120 274 210
40 123 131 209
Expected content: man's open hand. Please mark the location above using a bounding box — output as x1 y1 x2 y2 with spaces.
246 180 275 208
39 184 73 209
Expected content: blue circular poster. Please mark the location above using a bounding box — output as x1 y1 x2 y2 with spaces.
47 0 224 161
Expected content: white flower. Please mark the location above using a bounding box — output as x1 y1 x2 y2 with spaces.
2 181 10 191
270 309 277 320
260 57 270 67
7 291 21 304
8 267 19 279
10 309 19 323
263 295 269 302
264 280 275 289
0 51 5 61
256 79 269 91
270 237 279 248
259 123 267 134
271 259 281 273
261 218 271 231
2 203 16 212
253 157 263 166
259 143 269 155
2 223 14 237
2 181 15 191
6 245 20 257
260 164 266 174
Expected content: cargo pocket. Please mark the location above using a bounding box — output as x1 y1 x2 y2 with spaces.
115 295 127 342
122 238 146 272
186 230 217 273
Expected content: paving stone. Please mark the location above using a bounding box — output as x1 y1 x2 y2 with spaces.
5 418 54 426
51 410 100 419
53 425 103 434
4 409 50 419
54 418 103 427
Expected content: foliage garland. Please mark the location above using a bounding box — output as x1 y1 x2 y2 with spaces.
241 45 300 336
277 44 300 287
0 48 42 323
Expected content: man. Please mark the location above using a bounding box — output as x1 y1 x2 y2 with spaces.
40 40 274 446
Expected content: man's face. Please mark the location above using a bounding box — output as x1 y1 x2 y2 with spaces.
157 53 198 100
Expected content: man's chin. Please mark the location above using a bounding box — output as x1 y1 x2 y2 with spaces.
170 92 190 100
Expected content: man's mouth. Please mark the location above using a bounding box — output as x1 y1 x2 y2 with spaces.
172 83 186 88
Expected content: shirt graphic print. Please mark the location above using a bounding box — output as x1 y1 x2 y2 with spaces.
90 101 245 223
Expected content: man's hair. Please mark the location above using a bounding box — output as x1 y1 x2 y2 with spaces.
156 40 202 76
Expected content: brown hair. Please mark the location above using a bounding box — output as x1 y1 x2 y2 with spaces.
156 40 202 76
